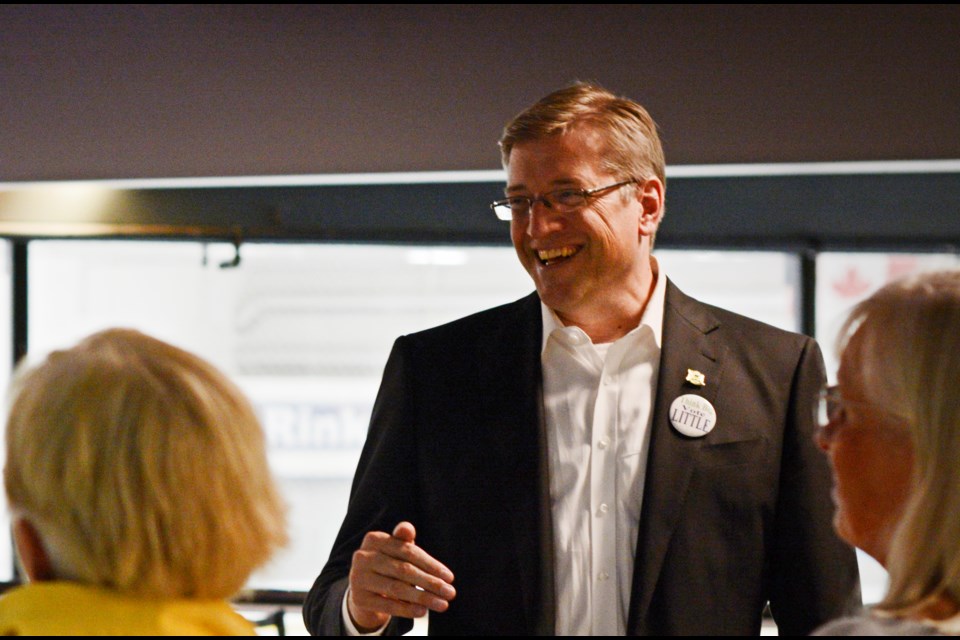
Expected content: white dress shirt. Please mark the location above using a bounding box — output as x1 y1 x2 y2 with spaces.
541 268 665 635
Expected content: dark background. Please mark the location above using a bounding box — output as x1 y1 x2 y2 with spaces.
3 4 959 181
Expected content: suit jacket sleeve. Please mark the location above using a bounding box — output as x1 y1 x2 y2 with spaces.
767 336 862 634
302 339 417 636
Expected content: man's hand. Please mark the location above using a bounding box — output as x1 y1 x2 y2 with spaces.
347 521 456 632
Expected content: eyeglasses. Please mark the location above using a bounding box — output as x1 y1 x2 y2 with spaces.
815 385 907 442
816 385 849 432
490 180 635 221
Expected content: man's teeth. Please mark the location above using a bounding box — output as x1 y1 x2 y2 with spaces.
537 247 578 263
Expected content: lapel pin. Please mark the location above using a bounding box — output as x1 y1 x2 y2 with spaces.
685 369 706 387
669 394 717 438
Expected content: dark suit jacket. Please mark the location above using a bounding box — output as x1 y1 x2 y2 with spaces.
303 282 861 635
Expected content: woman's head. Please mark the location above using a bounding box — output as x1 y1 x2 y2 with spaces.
820 270 960 613
4 328 287 599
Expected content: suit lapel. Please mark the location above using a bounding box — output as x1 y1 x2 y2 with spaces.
476 292 555 634
628 280 725 632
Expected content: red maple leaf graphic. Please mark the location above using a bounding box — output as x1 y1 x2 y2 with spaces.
832 267 872 298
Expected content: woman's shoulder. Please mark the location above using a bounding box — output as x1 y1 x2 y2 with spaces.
812 612 948 636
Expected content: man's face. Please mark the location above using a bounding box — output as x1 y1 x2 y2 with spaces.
506 126 661 326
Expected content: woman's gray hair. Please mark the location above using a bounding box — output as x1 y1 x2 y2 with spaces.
837 270 960 615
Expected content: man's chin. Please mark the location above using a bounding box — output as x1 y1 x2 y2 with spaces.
531 263 580 295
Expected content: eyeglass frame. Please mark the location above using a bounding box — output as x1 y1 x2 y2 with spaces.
489 180 636 221
814 384 908 442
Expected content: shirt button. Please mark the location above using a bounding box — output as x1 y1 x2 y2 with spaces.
598 503 609 515
598 571 610 581
598 437 610 449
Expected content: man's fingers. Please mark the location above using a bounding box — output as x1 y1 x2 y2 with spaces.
360 529 455 585
392 520 416 542
352 563 453 613
352 547 456 600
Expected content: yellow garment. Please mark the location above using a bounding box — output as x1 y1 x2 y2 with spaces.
0 582 256 635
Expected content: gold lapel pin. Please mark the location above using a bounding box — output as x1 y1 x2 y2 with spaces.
685 369 706 387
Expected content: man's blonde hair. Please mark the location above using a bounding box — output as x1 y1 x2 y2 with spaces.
498 81 666 186
4 328 287 599
836 270 960 616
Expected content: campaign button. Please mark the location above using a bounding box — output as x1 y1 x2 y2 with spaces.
669 394 717 438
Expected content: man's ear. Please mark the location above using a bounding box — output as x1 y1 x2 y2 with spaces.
636 178 665 237
12 518 54 582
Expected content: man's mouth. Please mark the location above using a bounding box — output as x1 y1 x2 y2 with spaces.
537 246 579 266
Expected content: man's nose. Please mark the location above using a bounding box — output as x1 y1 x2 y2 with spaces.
526 199 564 237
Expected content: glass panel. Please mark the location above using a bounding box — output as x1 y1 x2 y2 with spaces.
655 250 801 333
27 240 532 591
815 251 960 605
0 241 14 582
816 252 960 382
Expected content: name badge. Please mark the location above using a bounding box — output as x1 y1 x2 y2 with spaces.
669 394 717 438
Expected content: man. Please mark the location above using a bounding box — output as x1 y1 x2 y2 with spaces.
304 83 861 635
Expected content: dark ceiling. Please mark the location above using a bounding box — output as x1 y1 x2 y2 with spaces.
3 4 959 181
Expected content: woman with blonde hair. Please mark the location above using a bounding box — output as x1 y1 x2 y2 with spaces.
814 270 960 635
0 328 287 635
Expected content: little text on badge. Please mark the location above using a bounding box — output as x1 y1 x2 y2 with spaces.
669 394 717 438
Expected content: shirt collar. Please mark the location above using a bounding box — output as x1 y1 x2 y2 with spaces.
540 257 666 354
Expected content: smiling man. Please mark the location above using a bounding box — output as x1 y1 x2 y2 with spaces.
504 124 661 343
304 83 861 635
